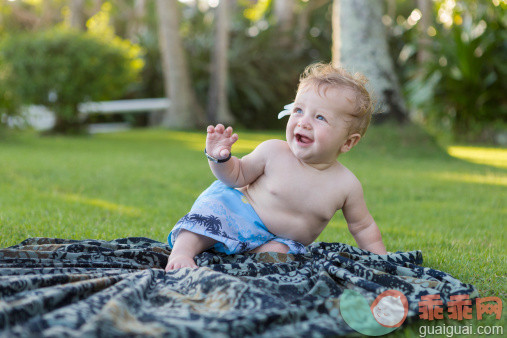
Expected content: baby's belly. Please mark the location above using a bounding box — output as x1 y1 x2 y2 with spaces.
238 188 324 245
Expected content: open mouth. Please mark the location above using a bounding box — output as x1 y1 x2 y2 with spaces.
296 133 313 145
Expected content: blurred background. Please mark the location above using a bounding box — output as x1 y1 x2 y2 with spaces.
0 0 505 143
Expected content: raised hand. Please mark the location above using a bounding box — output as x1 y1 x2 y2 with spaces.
206 124 239 160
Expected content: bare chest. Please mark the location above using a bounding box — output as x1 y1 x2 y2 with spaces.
259 158 347 221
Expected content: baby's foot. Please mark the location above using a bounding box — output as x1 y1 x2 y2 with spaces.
165 254 198 271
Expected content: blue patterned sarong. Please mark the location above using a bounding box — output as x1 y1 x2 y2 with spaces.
168 180 307 254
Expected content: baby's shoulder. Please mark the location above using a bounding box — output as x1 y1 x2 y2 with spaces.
331 163 362 192
259 139 288 148
256 139 290 154
249 139 290 165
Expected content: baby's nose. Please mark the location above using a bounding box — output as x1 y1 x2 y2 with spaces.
297 120 312 130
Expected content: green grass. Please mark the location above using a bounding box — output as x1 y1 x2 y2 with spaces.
1 124 505 335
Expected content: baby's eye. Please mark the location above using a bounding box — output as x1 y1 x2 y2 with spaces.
316 115 327 122
293 108 303 114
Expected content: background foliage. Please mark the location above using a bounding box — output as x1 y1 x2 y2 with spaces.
0 0 505 141
0 27 143 133
390 0 506 142
128 1 332 129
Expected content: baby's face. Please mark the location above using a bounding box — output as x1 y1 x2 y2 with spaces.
286 86 358 165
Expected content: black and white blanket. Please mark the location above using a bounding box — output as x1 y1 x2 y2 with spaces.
0 237 478 337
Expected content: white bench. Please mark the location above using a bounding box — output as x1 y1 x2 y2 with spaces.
22 98 170 133
78 98 170 115
79 98 170 133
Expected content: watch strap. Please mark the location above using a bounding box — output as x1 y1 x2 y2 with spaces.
204 148 231 163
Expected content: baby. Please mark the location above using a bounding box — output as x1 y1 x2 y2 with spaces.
166 62 387 271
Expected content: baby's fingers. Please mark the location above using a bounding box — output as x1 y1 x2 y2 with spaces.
215 124 225 133
223 126 233 138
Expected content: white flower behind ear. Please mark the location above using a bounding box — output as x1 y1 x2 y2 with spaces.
278 102 294 119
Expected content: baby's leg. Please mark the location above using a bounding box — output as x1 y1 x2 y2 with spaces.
166 229 217 271
248 240 289 254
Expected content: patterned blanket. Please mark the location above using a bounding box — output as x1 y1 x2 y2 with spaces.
0 237 477 337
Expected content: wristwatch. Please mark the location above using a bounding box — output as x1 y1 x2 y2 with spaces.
204 148 231 163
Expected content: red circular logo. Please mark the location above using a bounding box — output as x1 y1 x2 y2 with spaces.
370 290 409 327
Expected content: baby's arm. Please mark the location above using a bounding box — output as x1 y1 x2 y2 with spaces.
205 124 271 188
342 178 387 255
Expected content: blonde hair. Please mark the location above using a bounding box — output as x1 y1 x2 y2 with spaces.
297 62 374 136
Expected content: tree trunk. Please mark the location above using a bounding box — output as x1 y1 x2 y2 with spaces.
207 0 234 125
417 0 432 64
332 0 407 123
70 0 86 30
274 0 295 32
156 0 204 128
127 0 147 42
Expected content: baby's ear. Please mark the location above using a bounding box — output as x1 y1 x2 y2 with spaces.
340 133 361 154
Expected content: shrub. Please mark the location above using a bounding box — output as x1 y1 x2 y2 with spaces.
0 56 22 132
0 28 143 134
398 1 506 142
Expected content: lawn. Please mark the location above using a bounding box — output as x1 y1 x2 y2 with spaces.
1 124 505 335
